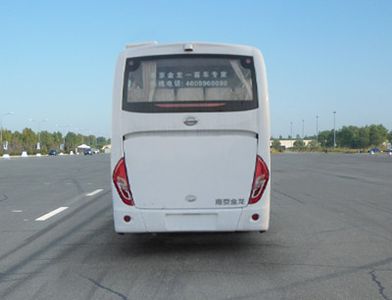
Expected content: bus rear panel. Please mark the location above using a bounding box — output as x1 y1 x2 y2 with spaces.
111 42 270 233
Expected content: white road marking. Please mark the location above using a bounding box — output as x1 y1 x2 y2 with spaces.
12 210 23 213
35 207 68 221
86 189 103 197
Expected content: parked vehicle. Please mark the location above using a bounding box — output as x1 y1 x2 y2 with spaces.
48 149 58 156
368 148 380 154
83 149 93 155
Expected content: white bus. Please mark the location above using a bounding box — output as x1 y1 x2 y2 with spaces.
111 42 270 233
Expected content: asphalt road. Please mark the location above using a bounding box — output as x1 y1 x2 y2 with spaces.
0 153 392 300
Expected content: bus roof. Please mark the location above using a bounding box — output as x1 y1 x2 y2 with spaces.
122 42 262 59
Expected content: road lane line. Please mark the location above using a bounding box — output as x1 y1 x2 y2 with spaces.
86 189 103 197
12 210 23 213
35 207 68 221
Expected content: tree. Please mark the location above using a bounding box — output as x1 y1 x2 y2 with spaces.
0 129 12 154
271 139 282 151
40 131 55 153
11 131 23 155
318 130 333 147
358 127 370 148
293 139 305 148
368 124 388 146
86 135 97 148
96 136 108 149
338 126 357 148
307 139 319 149
52 131 63 148
65 132 79 152
21 128 37 153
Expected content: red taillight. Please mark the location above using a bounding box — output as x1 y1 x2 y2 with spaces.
112 157 134 206
249 155 269 204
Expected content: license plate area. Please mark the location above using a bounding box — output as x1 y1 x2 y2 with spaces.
165 213 217 231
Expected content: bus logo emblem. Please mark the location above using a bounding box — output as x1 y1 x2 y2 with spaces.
185 195 197 202
184 116 198 126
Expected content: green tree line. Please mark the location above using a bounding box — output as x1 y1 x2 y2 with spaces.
1 128 110 155
271 124 391 151
317 124 390 149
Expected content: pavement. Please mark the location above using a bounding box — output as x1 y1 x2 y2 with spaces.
0 153 391 300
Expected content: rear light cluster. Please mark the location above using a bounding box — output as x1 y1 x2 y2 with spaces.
249 155 269 204
113 157 134 206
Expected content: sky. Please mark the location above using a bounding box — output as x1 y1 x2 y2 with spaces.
0 0 391 138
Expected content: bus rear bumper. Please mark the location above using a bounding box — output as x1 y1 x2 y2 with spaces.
113 206 269 233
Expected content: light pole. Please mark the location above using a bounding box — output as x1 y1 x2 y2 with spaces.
302 119 305 139
316 115 319 141
1 112 14 151
290 121 293 148
333 111 336 148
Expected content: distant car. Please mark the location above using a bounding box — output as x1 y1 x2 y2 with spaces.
48 149 58 156
83 149 93 155
385 149 392 154
368 148 380 154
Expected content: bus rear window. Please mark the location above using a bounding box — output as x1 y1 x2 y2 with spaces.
122 55 258 113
